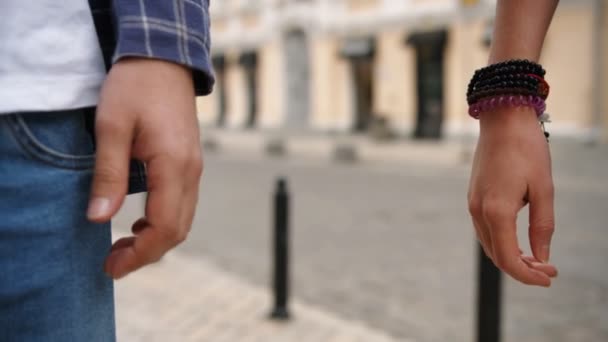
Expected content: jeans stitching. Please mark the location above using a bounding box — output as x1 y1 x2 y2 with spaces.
5 115 95 170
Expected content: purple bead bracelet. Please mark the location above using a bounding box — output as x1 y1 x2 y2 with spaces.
468 95 546 119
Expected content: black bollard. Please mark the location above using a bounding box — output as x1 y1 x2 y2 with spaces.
270 178 291 320
476 243 502 342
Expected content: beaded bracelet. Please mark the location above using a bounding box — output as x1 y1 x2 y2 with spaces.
470 59 546 82
467 59 551 140
467 60 549 104
468 94 546 119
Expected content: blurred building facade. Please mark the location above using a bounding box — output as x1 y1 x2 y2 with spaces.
197 0 606 140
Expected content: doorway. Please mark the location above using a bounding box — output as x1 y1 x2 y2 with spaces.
351 59 374 132
212 55 227 127
239 52 258 129
407 30 447 139
341 37 376 132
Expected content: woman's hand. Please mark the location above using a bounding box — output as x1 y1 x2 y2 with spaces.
468 106 558 286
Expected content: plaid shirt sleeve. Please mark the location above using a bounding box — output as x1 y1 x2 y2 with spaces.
112 0 214 95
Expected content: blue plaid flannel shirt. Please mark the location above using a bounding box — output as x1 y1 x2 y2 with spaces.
88 0 215 96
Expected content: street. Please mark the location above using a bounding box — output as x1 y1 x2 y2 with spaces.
115 140 608 342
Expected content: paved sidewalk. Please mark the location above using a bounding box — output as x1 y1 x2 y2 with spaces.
115 250 405 342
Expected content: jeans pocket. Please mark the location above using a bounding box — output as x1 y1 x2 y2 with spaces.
4 108 96 170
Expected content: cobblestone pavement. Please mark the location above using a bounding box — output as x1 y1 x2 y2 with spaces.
115 248 402 342
115 138 608 342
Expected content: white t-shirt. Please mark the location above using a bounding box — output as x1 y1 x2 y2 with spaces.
0 1 107 114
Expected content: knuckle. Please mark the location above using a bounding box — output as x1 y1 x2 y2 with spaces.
531 220 555 234
95 116 124 136
189 153 204 178
545 182 555 198
158 228 188 245
481 195 516 223
168 150 188 164
175 230 189 244
158 228 179 243
170 148 203 179
481 200 506 221
468 196 482 218
137 251 162 266
149 254 164 264
493 256 509 271
170 149 200 169
94 164 125 185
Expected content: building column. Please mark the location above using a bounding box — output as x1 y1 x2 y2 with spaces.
600 0 608 141
283 29 311 130
257 39 286 129
374 29 416 136
310 37 353 132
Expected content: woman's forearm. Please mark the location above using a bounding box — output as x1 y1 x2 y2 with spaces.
469 1 561 287
490 0 559 63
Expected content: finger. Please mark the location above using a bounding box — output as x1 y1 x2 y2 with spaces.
110 236 136 252
132 158 200 237
528 182 555 263
484 202 552 287
177 154 203 238
131 217 149 235
522 256 558 278
105 157 184 279
178 185 199 242
468 194 494 258
473 217 494 260
87 112 134 222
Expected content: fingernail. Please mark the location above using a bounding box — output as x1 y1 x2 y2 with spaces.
540 245 550 263
88 197 111 220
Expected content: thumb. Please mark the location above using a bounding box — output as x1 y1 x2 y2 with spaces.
528 182 555 263
87 114 133 222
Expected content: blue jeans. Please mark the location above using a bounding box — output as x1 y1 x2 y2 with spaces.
0 109 115 341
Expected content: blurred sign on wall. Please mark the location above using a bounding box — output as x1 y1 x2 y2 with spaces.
461 0 480 7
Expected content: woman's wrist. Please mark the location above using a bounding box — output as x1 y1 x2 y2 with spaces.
479 106 539 130
478 108 547 148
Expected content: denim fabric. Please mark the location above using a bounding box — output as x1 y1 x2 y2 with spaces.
0 109 115 341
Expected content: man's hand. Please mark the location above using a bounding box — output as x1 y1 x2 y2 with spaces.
86 58 202 279
468 106 558 286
